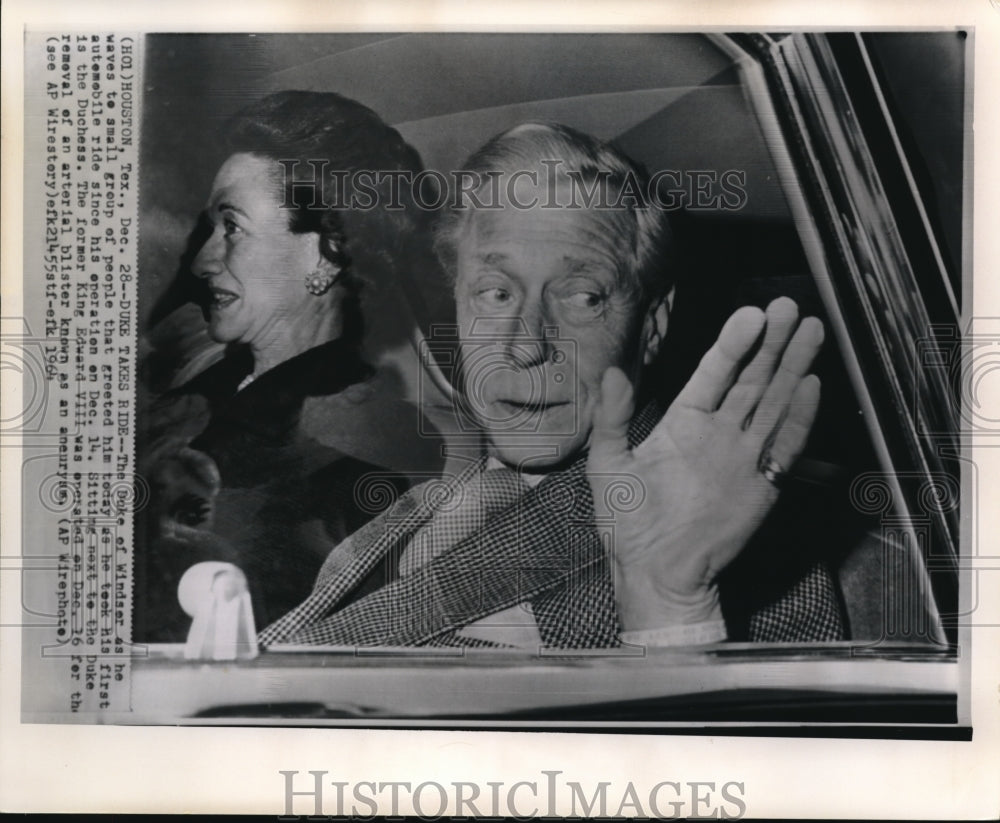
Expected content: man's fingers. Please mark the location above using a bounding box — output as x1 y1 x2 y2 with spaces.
765 374 821 471
588 366 635 466
749 316 824 437
719 297 799 419
673 305 766 412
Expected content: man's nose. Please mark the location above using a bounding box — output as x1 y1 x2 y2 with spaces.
504 306 556 368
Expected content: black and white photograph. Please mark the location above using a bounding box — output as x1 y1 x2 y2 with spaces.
2 2 998 818
130 30 967 725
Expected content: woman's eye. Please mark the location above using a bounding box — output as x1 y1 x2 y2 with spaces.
222 218 241 238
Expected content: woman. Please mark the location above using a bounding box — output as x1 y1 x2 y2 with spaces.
138 91 451 639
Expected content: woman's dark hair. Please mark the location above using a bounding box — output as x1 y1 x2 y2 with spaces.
222 90 449 357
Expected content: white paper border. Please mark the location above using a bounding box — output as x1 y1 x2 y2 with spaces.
2 1 998 817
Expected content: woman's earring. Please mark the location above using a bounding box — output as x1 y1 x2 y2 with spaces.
305 269 336 296
643 327 660 365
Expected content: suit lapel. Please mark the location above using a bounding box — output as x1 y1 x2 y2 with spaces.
257 456 486 645
290 457 608 646
264 400 668 648
389 458 605 645
383 402 667 646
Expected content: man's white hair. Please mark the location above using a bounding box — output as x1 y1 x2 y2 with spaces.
435 121 674 302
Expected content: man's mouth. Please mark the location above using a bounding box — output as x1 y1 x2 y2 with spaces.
496 399 570 413
208 287 239 310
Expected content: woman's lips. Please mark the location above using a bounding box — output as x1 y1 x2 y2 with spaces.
208 287 239 309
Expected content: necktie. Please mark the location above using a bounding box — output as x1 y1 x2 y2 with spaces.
398 466 529 577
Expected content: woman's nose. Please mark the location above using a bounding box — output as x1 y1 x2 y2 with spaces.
192 227 222 279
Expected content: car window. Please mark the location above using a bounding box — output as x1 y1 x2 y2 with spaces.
126 32 966 726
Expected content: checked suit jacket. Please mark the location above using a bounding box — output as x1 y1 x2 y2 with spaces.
259 400 846 648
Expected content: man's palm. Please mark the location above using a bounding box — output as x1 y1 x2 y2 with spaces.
587 298 823 629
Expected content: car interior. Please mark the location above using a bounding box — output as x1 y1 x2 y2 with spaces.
135 32 965 723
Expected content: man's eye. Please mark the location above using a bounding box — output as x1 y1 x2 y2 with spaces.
223 219 241 238
565 291 605 315
477 287 512 306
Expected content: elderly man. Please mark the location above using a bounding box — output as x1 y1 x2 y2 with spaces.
260 123 844 648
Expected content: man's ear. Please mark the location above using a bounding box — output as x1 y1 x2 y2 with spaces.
641 286 673 366
315 235 343 278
